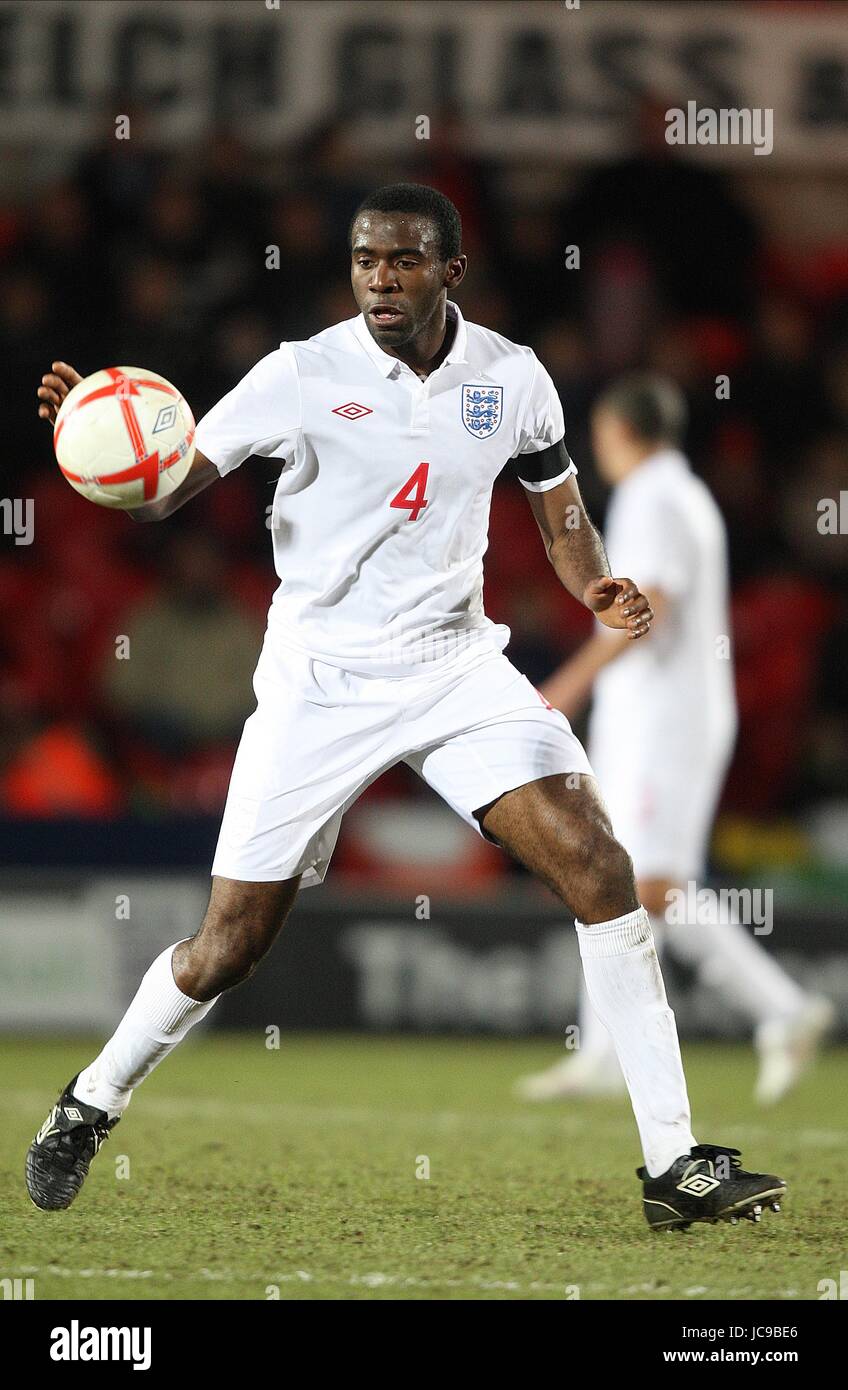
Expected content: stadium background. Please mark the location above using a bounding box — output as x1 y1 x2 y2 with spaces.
1 0 847 1043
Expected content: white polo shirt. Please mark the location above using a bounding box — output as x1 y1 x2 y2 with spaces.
195 301 574 675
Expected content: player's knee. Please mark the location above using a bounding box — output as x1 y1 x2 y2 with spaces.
563 822 636 919
178 908 276 997
571 819 631 884
607 833 637 899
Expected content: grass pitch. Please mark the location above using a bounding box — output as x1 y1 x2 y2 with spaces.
1 1034 845 1301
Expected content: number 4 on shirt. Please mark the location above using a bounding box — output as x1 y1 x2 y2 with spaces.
390 461 429 521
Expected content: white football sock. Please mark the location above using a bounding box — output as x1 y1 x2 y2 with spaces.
576 977 621 1072
574 912 667 1074
74 941 218 1119
660 907 807 1026
576 906 696 1177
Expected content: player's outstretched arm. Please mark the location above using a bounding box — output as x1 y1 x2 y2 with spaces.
123 450 220 522
37 360 219 521
524 463 654 641
539 589 668 719
539 634 628 720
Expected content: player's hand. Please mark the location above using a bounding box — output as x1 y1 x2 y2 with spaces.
583 576 654 640
37 361 82 425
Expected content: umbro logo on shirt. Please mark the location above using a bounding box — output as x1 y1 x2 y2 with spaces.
332 402 373 420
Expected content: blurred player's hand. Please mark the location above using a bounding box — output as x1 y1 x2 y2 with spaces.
584 576 654 640
37 361 83 425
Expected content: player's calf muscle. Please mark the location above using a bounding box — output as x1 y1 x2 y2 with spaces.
173 875 301 1000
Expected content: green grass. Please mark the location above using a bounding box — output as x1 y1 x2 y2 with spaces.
1 1035 845 1300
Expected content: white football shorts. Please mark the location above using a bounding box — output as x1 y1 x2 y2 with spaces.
211 635 594 888
587 740 731 883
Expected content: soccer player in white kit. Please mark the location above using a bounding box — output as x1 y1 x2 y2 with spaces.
517 374 833 1106
30 185 786 1230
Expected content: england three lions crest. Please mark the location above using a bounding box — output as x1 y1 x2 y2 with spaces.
461 384 503 439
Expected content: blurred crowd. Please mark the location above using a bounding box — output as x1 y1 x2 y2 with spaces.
1 108 847 861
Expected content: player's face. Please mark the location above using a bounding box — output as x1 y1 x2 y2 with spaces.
350 212 458 348
591 406 632 485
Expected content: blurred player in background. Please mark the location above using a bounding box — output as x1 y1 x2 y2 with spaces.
517 374 834 1107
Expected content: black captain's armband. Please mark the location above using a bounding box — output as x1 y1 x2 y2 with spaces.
509 437 574 488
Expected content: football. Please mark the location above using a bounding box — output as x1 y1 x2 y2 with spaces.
53 366 195 509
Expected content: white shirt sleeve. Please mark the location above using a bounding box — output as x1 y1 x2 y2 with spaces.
194 344 302 477
513 352 575 492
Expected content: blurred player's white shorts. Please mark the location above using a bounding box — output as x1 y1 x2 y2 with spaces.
588 741 730 883
212 635 593 888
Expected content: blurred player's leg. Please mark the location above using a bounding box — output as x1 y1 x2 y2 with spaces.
518 888 832 1104
26 875 299 1210
480 776 786 1224
514 976 624 1100
479 775 696 1177
662 904 835 1104
519 730 834 1104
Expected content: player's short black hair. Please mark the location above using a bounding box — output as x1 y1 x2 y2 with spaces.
349 183 462 262
595 372 688 446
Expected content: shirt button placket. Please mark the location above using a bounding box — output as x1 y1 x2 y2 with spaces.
409 377 430 437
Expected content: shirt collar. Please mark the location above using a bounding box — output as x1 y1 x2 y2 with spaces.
643 447 690 471
351 299 469 378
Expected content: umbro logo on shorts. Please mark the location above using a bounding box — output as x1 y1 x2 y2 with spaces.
64 1106 84 1123
332 402 373 420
